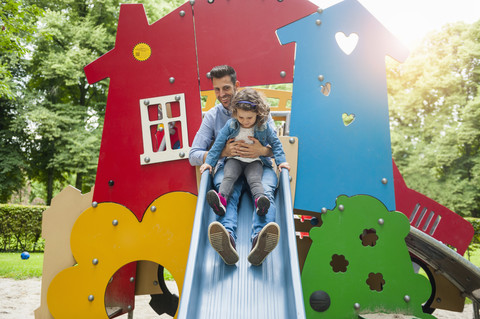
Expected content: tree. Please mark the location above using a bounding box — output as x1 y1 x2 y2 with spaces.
388 21 480 217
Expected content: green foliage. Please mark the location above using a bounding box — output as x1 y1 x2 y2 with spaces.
0 252 44 279
0 204 46 252
388 21 480 217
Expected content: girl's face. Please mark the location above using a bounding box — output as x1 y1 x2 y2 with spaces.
235 108 257 128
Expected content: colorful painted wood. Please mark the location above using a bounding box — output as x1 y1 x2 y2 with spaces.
277 0 409 212
301 195 434 318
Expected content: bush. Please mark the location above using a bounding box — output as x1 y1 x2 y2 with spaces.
0 204 47 252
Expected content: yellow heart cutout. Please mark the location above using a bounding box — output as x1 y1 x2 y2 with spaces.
342 113 355 126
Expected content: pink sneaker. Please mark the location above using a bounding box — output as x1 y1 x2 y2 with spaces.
207 190 227 216
255 195 270 216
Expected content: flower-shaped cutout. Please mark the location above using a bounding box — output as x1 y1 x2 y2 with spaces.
330 254 349 273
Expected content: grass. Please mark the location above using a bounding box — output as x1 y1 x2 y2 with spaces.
0 252 44 279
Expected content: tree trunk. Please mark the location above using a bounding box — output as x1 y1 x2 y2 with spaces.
46 168 54 205
75 172 83 191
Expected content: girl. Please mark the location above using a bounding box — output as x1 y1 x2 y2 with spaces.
200 88 290 216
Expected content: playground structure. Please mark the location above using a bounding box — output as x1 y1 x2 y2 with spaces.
34 0 480 318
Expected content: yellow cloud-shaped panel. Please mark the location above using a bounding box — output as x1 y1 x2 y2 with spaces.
47 191 196 319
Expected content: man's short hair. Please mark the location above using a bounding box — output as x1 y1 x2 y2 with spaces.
209 65 237 84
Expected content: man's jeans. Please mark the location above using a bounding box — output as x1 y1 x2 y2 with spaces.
213 165 278 242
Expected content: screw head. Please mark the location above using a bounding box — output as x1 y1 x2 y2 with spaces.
169 77 175 83
92 201 98 208
321 207 327 213
179 152 185 158
143 99 150 106
206 72 211 79
280 71 286 78
289 137 295 144
88 295 94 302
317 8 323 14
381 178 388 184
144 156 150 163
404 295 411 302
179 10 185 17
127 305 132 310
318 75 324 82
189 0 195 5
338 204 344 211
354 302 360 310
175 95 181 101
92 258 99 265
108 180 114 186
316 19 322 26
151 206 157 212
378 218 385 225
130 277 135 283
153 280 159 286
112 219 119 226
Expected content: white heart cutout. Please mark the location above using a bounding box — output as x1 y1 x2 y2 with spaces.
335 32 359 55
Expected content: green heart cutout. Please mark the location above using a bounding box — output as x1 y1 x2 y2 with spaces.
342 113 355 126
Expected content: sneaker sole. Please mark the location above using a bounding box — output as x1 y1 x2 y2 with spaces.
248 222 280 266
256 196 270 216
208 222 239 265
207 191 226 216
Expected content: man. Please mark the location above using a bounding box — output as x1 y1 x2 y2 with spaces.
189 65 279 266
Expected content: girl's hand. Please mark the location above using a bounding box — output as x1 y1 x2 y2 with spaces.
200 163 213 173
278 162 291 171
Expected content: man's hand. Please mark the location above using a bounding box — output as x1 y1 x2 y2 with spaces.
234 136 272 158
220 138 237 158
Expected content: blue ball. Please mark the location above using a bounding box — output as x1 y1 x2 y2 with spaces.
21 251 30 260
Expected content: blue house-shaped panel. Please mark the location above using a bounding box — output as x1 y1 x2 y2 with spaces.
277 0 409 212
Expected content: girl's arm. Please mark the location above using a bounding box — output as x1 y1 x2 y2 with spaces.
204 120 232 167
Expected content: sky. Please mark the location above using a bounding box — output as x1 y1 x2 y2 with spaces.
309 0 480 49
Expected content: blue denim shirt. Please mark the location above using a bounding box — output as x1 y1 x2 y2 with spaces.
189 103 280 168
205 118 287 168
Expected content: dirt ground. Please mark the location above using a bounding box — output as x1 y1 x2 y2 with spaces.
0 278 475 318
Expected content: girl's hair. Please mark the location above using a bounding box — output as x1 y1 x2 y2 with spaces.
231 88 270 126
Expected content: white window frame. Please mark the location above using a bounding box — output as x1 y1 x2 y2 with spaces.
139 93 190 165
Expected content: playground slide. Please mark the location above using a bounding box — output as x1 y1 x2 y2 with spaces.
406 226 480 304
177 169 305 319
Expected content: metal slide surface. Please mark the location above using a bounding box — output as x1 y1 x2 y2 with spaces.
178 170 305 319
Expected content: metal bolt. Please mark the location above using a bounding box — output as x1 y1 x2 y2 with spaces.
206 72 211 79
378 218 384 225
321 207 327 214
112 219 118 226
143 100 150 106
278 0 284 2
338 204 344 211
144 156 150 163
179 152 185 158
316 19 322 26
153 280 159 286
169 77 175 83
175 95 181 101
108 180 114 186
318 75 324 82
151 206 157 212
179 10 185 17
280 71 286 78
92 201 98 208
289 176 292 182
381 178 388 184
88 295 94 302
130 277 135 283
289 137 295 144
354 302 360 310
404 295 411 302
436 297 442 303
127 305 132 310
317 8 323 14
190 0 195 4
92 258 99 265
207 0 214 3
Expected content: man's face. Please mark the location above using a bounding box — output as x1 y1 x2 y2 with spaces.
212 75 239 109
